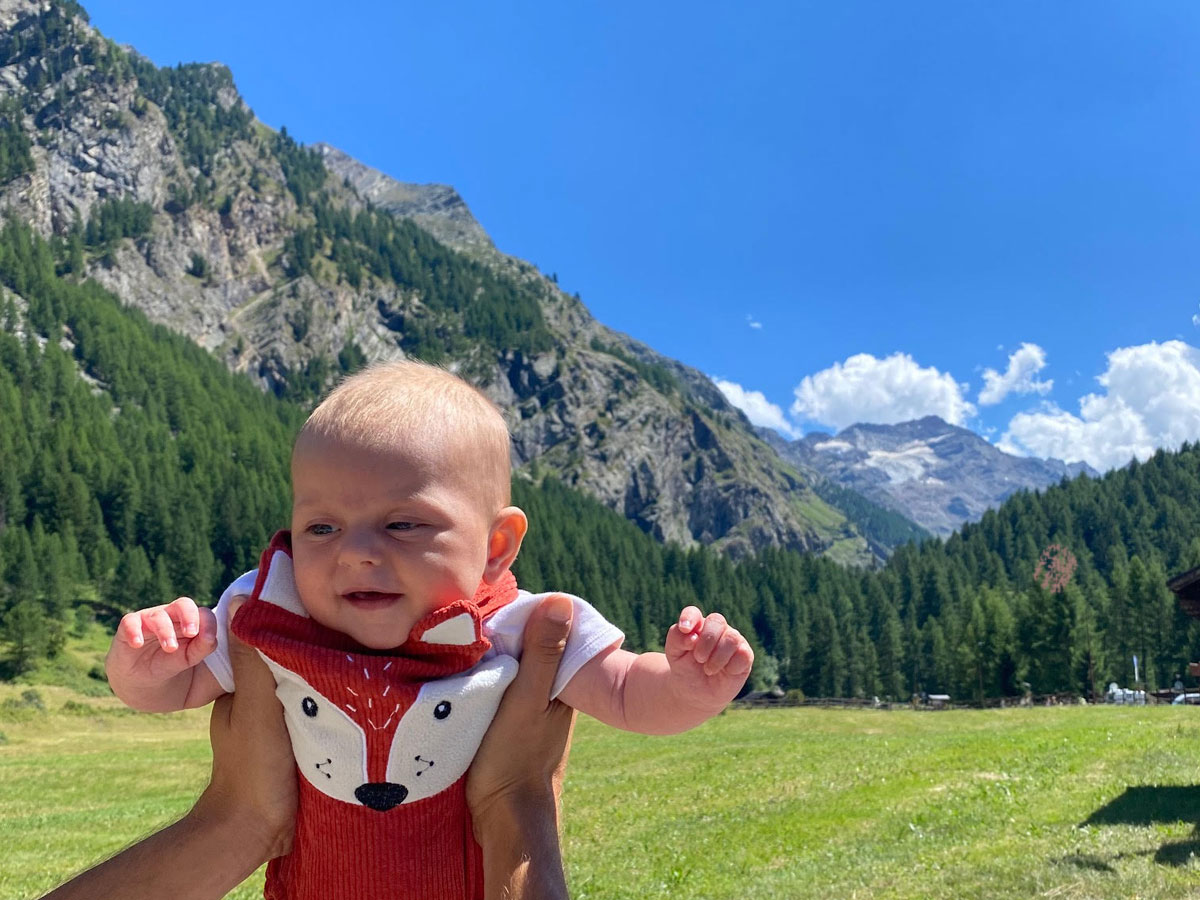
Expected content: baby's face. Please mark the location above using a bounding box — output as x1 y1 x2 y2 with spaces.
289 433 497 651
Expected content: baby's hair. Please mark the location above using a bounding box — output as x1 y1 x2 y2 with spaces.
297 359 513 508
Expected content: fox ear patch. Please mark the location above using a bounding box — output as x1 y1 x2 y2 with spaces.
415 612 478 647
257 552 308 618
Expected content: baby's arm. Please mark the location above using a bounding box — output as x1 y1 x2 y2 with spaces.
558 606 754 735
105 597 226 712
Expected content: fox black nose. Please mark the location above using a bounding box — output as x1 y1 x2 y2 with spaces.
354 782 408 811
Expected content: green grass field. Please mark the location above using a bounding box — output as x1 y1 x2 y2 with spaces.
4 687 1200 899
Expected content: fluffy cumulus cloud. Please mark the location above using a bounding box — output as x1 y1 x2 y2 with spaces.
998 340 1200 471
978 342 1053 406
713 378 800 438
789 352 976 431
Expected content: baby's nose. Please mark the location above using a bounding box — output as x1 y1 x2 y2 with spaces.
337 529 384 566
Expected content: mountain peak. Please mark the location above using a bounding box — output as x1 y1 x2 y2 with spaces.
313 143 492 253
842 415 956 440
0 13 866 562
779 417 1098 536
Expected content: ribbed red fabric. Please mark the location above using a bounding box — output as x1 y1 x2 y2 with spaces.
263 778 481 900
232 531 519 900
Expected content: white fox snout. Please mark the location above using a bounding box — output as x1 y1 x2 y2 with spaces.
263 654 518 808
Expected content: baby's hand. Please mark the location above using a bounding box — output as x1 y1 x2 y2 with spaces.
664 606 754 710
105 597 218 704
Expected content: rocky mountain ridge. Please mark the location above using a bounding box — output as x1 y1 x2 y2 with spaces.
764 416 1098 537
0 0 874 562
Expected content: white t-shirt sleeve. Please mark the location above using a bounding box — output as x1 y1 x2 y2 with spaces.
202 569 259 694
484 591 624 700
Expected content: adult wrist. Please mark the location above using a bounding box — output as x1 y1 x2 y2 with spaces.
189 785 291 865
475 787 567 900
473 779 559 837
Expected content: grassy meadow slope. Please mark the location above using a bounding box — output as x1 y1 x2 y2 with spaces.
4 690 1200 899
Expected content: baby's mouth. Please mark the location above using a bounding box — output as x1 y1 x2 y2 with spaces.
343 591 402 608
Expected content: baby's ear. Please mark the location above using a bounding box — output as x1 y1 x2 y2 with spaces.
484 506 527 584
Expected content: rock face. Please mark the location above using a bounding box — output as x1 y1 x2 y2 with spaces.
0 0 873 562
770 416 1098 537
315 143 492 254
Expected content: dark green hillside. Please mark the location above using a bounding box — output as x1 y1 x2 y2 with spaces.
0 219 751 680
519 450 1200 701
0 219 301 670
3 208 1199 699
0 0 553 390
2 0 1199 699
812 476 932 551
0 0 876 564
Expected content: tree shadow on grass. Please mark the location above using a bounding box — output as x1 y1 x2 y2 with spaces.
1083 786 1200 827
1076 785 1200 868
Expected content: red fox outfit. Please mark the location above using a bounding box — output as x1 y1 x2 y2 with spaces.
218 531 621 900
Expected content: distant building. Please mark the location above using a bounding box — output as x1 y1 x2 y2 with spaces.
1167 566 1200 678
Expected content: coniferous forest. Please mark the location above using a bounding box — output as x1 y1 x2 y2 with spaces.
0 2 1194 698
3 219 1200 698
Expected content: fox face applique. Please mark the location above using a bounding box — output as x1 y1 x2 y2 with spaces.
230 532 520 900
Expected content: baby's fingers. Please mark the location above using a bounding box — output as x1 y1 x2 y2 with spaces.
703 628 752 676
142 605 183 652
677 606 704 635
664 622 698 660
165 596 201 639
182 606 219 665
691 613 728 665
116 610 150 649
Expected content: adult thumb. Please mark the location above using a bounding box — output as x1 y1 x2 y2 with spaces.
515 594 573 702
225 595 271 697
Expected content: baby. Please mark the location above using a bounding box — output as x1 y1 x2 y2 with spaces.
105 360 754 900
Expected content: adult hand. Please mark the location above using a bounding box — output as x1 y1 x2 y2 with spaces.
193 595 297 858
467 593 576 900
42 596 297 900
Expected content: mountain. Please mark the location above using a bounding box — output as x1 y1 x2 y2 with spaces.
7 232 1200 699
313 143 493 254
0 0 876 563
8 0 1200 702
763 416 1099 537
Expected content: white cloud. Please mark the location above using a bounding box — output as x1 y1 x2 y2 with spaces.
746 314 762 330
713 378 799 439
978 342 1053 406
998 340 1200 471
789 352 976 431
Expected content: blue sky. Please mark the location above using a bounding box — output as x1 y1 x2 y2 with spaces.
82 0 1200 472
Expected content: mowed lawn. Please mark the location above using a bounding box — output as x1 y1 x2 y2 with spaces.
4 690 1200 899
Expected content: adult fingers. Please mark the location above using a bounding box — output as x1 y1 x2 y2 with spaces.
511 593 573 708
208 594 295 858
224 596 273 702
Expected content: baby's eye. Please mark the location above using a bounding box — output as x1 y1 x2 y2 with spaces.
306 523 335 536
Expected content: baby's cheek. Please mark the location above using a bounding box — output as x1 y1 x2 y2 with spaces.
291 558 330 622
